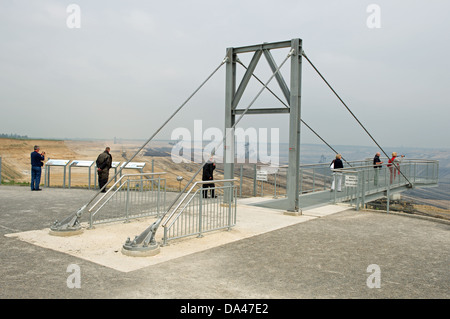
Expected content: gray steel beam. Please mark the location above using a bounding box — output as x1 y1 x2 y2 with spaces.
263 49 291 105
224 48 236 184
224 39 303 212
233 108 290 115
233 41 291 54
286 38 302 212
232 50 263 109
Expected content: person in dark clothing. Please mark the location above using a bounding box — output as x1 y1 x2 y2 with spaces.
373 152 383 186
96 147 112 192
30 145 45 191
202 157 216 198
330 154 344 191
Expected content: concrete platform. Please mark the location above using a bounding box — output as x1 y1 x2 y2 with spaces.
0 185 449 299
4 196 349 273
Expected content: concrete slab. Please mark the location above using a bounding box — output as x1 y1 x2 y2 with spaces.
4 200 350 273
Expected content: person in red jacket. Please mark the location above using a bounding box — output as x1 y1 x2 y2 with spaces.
388 152 405 184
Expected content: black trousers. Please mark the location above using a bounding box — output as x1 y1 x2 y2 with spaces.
98 176 108 192
202 183 215 198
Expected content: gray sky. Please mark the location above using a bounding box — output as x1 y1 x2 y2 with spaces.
1 0 449 149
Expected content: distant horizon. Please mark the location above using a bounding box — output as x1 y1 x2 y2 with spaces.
2 134 449 152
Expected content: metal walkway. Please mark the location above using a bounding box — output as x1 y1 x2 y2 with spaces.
251 159 439 212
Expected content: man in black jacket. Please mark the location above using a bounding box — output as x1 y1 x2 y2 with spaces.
373 152 383 186
96 147 112 192
30 145 45 191
202 157 216 198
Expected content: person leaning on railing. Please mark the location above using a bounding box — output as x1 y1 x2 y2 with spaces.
387 152 405 184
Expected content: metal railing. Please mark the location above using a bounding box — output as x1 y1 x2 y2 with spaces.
244 160 371 198
240 159 438 200
88 172 166 227
161 179 237 246
329 159 439 209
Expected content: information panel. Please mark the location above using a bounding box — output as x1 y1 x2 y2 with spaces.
256 170 268 181
46 159 70 166
120 162 146 169
70 160 94 167
345 175 358 187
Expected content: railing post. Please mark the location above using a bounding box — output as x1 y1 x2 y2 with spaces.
333 173 337 204
299 168 303 195
157 176 161 218
163 227 168 246
125 179 130 222
355 172 360 211
253 164 257 196
273 172 278 199
228 183 232 231
198 193 203 238
312 168 316 193
362 170 366 209
239 164 243 198
386 169 390 214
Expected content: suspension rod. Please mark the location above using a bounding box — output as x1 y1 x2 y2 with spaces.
302 51 412 186
51 56 229 232
236 58 352 167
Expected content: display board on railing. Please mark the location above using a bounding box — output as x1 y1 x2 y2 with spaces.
120 162 146 169
44 159 71 188
68 160 95 189
46 159 70 166
345 175 358 187
256 170 268 181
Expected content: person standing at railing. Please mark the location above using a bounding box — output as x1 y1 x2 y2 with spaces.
373 152 383 186
330 154 344 192
202 157 216 198
387 152 405 184
96 147 112 193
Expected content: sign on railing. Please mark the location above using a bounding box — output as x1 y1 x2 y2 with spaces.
44 159 71 188
256 170 268 181
120 162 146 169
69 160 95 189
345 175 358 187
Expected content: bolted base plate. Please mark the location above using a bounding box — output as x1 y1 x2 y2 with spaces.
284 210 302 216
121 243 160 257
49 228 84 237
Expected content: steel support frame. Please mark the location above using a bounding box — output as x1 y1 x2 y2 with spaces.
224 39 303 212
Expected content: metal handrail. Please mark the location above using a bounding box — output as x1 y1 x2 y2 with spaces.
331 159 438 172
89 179 129 221
88 172 167 213
161 178 237 228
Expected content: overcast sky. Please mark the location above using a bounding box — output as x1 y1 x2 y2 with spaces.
1 0 449 149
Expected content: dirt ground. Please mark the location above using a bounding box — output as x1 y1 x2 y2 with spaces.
0 138 226 191
2 138 447 218
0 138 285 197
